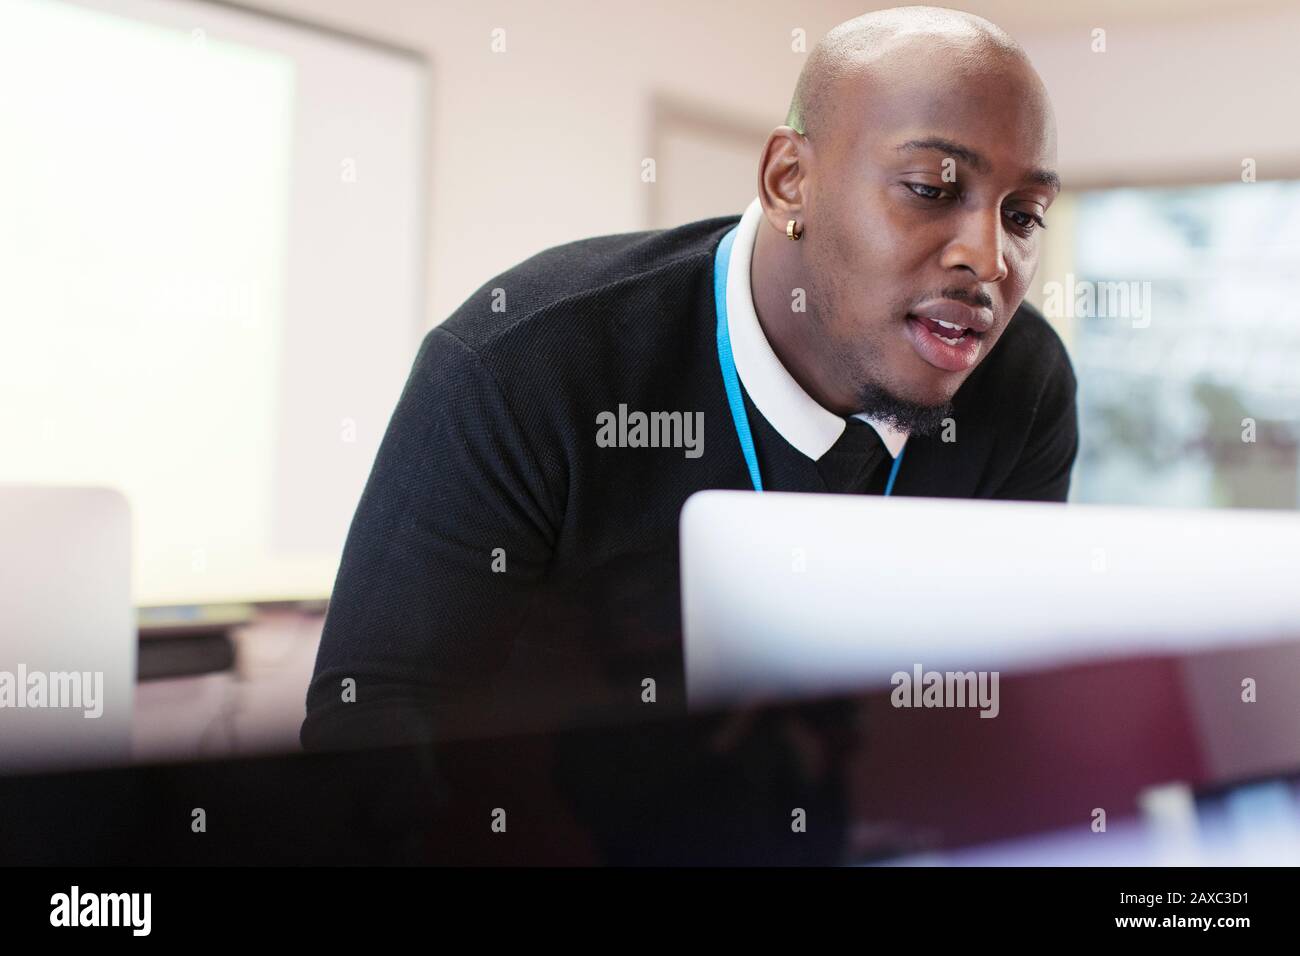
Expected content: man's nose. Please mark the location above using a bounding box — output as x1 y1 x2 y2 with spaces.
940 207 1009 284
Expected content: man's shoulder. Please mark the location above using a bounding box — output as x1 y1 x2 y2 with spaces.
438 213 740 353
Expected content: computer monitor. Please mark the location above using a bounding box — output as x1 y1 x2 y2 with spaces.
0 485 135 773
680 490 1300 859
681 490 1300 708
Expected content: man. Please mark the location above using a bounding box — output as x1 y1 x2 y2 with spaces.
301 7 1076 750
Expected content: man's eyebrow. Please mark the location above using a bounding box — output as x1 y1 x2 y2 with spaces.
895 138 990 173
894 137 1060 191
1026 168 1061 191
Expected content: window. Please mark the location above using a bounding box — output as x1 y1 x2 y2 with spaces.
1062 181 1300 509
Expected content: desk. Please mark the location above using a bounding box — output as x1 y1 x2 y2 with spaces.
11 682 1300 866
131 608 323 762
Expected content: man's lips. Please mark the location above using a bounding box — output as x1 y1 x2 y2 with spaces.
910 299 994 336
902 299 994 373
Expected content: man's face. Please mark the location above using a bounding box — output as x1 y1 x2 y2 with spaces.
802 41 1059 419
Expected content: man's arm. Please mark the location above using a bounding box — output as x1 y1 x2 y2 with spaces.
300 325 561 751
991 345 1080 503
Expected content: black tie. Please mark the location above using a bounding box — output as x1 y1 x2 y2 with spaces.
815 417 889 494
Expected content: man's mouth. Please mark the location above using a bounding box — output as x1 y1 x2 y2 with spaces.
902 301 993 373
913 313 976 344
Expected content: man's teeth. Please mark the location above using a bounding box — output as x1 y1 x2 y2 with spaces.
912 314 972 346
923 317 967 345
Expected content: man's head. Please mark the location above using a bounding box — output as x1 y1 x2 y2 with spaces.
753 6 1059 435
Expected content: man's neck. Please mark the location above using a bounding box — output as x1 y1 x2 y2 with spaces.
750 219 857 416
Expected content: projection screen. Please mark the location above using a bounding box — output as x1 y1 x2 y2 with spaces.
0 0 428 606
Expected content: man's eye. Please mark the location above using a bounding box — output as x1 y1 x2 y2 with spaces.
1004 209 1046 232
905 182 946 200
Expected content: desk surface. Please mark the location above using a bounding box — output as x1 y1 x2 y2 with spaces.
131 608 323 763
13 653 1300 866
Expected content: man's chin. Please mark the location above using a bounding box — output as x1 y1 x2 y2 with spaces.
854 382 953 437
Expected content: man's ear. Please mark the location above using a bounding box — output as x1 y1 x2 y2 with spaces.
757 126 809 233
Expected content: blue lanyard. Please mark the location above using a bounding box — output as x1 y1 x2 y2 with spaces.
714 224 904 496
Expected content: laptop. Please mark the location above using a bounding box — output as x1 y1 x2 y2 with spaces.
0 485 135 773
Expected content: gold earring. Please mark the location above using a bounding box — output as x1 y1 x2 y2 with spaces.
786 219 802 241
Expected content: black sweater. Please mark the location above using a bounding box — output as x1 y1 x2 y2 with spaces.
301 213 1078 749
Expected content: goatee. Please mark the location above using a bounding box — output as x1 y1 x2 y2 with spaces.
854 382 952 437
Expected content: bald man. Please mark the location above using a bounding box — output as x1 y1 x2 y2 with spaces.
302 7 1077 749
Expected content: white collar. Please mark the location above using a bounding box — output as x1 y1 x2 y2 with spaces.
726 197 909 460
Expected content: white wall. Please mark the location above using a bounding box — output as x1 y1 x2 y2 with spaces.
228 0 1300 327
1018 6 1300 187
237 0 869 325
